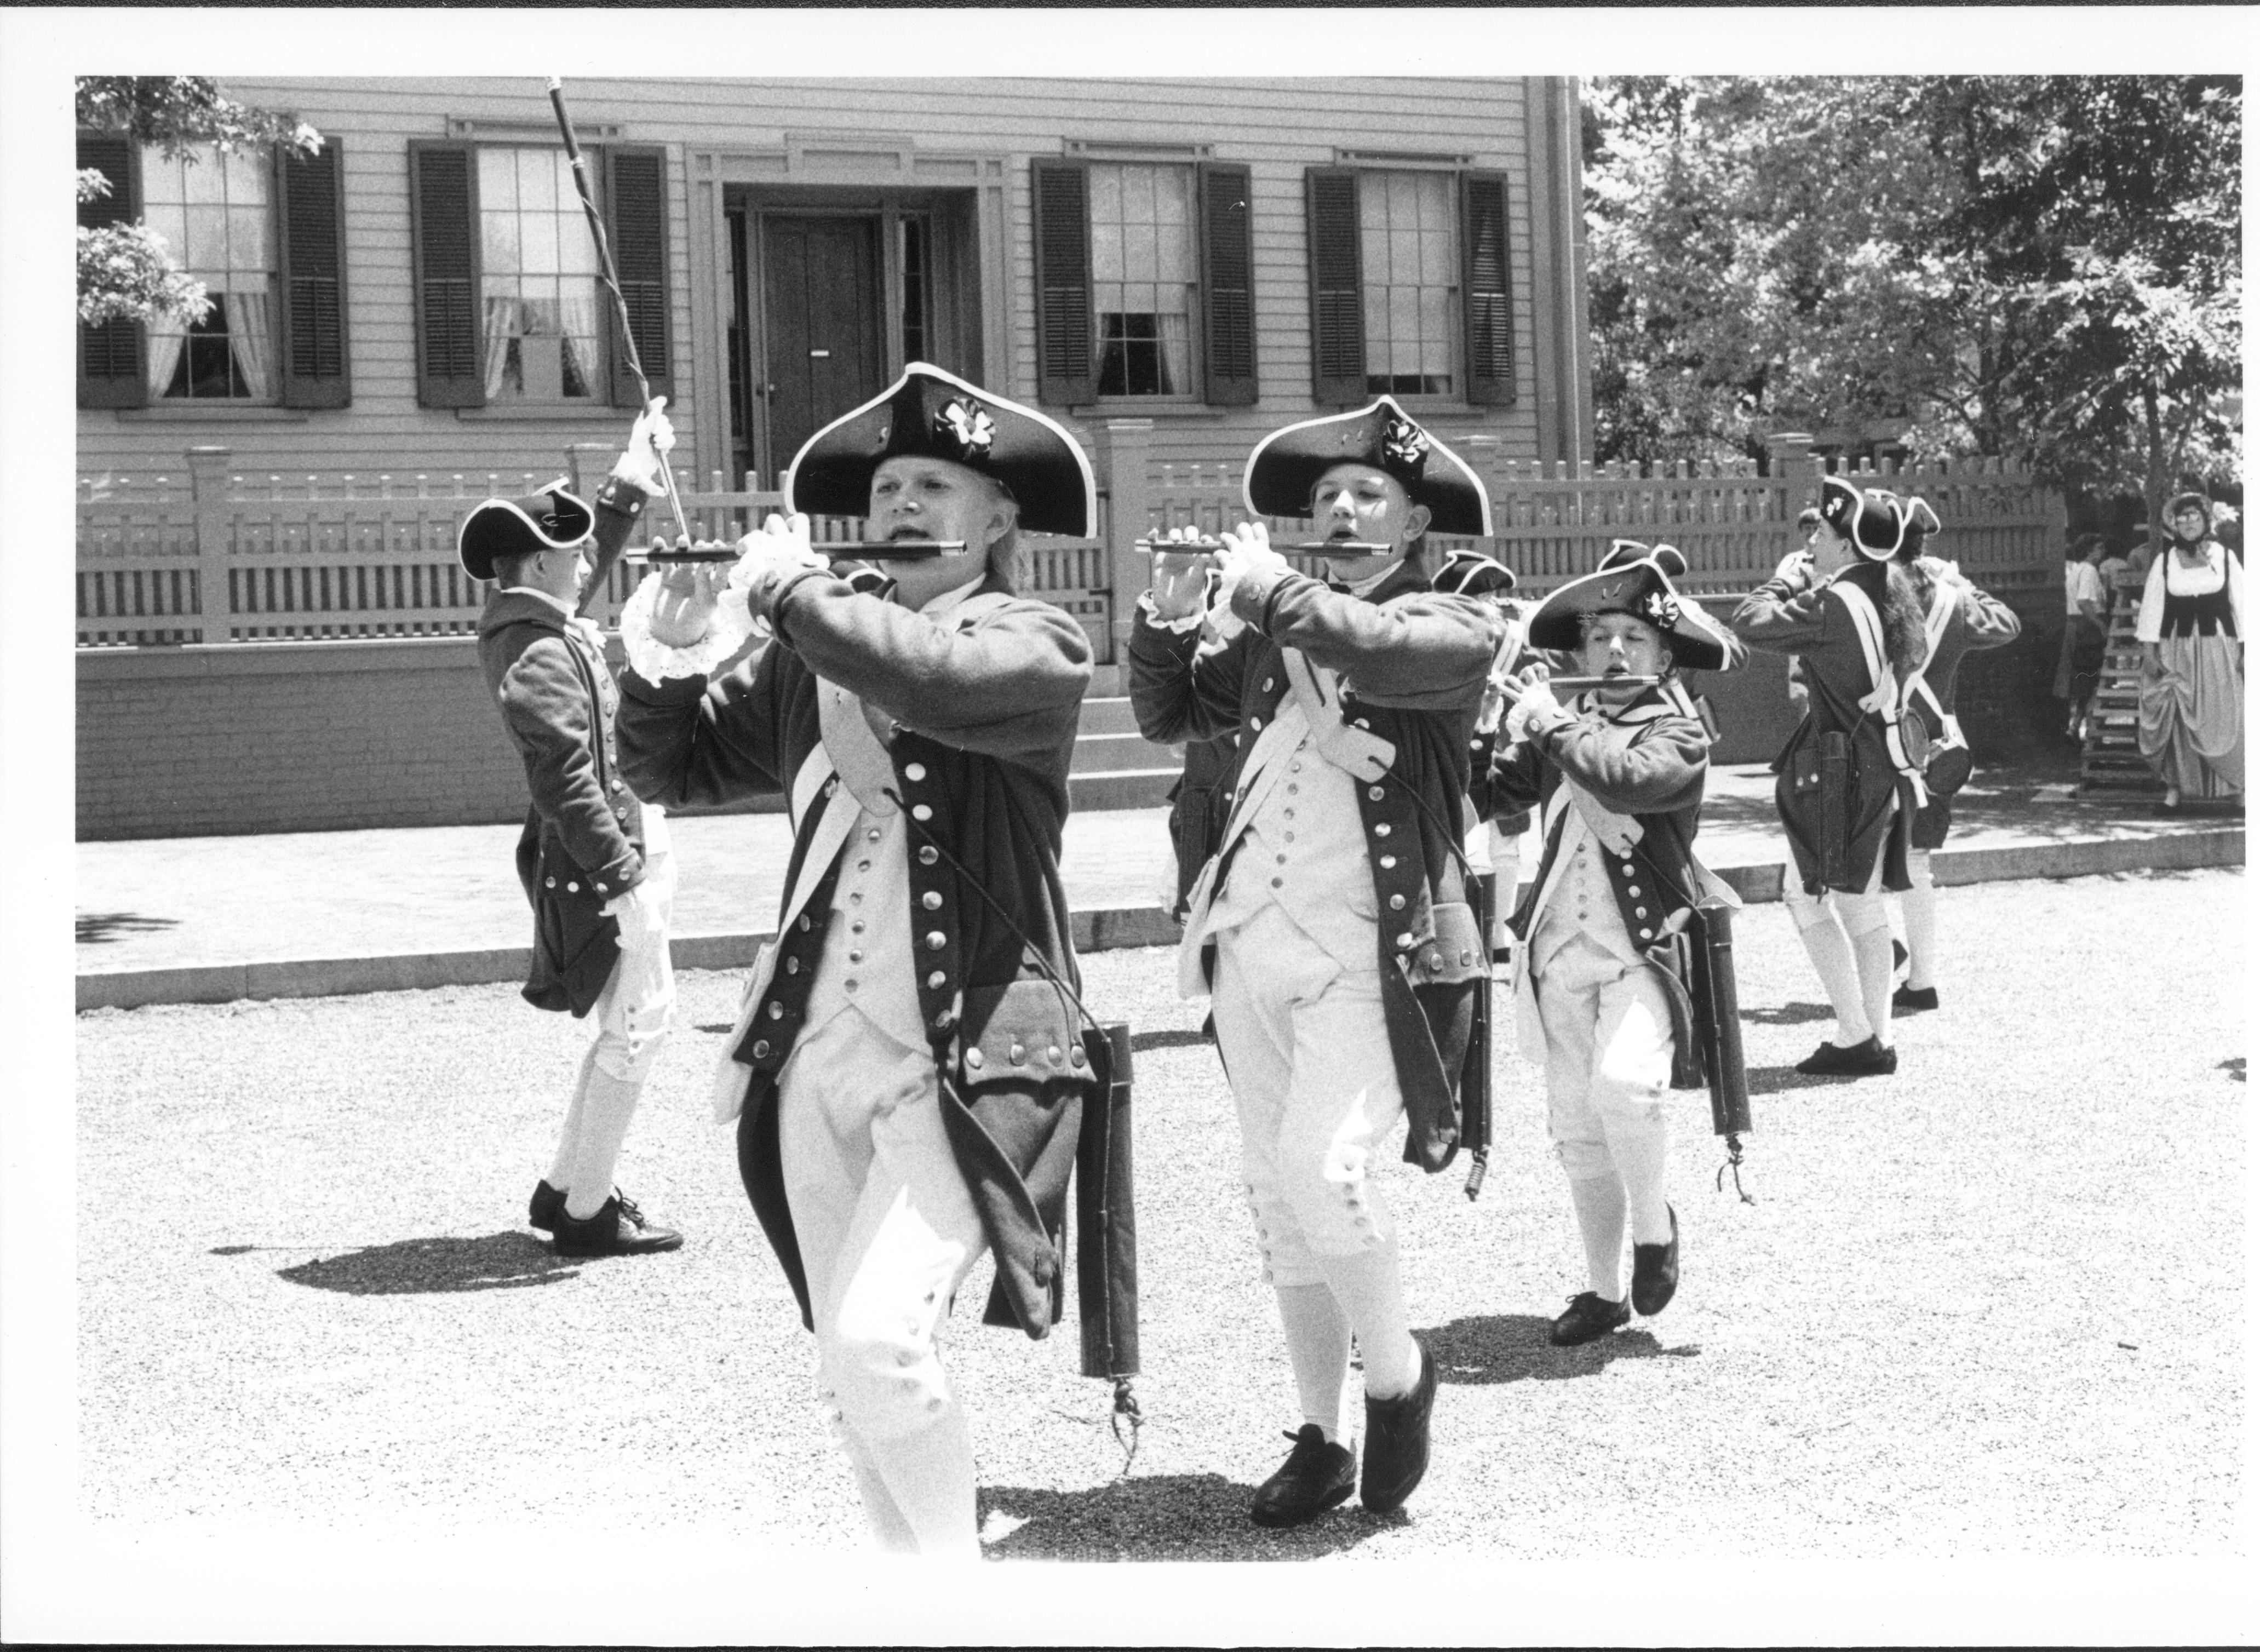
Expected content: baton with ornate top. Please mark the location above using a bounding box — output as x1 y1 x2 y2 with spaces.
545 76 692 613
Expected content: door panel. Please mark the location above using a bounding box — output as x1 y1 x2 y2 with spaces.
762 214 884 479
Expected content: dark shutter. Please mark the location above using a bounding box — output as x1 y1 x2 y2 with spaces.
1461 170 1514 408
408 141 483 408
77 131 146 409
604 144 673 408
1305 167 1364 405
276 139 349 409
1197 161 1257 406
1030 158 1095 406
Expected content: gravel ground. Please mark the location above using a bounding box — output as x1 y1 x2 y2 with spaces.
71 869 2245 1581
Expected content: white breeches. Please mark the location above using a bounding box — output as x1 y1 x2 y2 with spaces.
589 843 677 1083
1780 831 1891 938
1211 903 1406 1289
1532 932 1673 1181
778 1010 989 1445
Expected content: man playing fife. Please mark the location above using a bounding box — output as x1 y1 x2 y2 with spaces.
464 401 685 1257
1129 398 1503 1528
613 365 1133 1557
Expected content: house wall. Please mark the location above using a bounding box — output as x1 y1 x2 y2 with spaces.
78 76 1581 492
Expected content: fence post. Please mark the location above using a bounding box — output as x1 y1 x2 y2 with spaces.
187 446 233 645
1098 418 1154 666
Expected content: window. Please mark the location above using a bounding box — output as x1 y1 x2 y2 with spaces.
76 132 349 411
1360 171 1455 397
142 146 278 402
477 148 603 404
409 140 672 412
1090 164 1197 397
1030 156 1255 408
1304 166 1513 408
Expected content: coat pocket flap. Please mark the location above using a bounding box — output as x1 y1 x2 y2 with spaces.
958 977 1087 1081
1402 899 1487 986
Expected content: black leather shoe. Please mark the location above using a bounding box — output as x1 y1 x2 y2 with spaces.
552 1192 684 1257
1248 1425 1355 1528
1550 1292 1631 1346
1631 1205 1679 1317
1359 1341 1436 1515
1794 1036 1898 1077
528 1179 566 1233
1891 938 1909 980
1892 984 1939 1013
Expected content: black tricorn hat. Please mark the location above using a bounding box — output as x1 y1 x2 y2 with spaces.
784 362 1098 538
1433 547 1517 597
457 483 594 581
1243 395 1493 538
1898 495 1942 560
1525 540 1735 673
1818 475 1905 562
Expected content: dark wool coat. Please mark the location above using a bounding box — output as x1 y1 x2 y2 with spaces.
1903 559 2022 850
476 482 650 1017
1126 557 1504 1173
616 567 1135 1360
1730 559 1912 896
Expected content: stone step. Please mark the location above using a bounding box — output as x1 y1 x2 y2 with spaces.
1076 695 1151 737
1071 729 1182 775
1069 767 1179 812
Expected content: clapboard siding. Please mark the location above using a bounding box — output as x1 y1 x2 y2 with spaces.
80 77 1573 486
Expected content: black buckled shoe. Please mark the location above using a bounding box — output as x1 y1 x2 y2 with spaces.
1892 984 1939 1013
1631 1204 1679 1317
528 1179 566 1234
1794 1036 1898 1077
1550 1292 1631 1347
552 1192 684 1257
1248 1425 1356 1528
1359 1341 1436 1515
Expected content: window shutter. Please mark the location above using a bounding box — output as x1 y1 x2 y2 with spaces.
77 131 145 409
603 144 674 409
276 138 350 409
1030 158 1095 407
408 141 484 408
1460 170 1514 408
1305 167 1364 405
1197 162 1257 406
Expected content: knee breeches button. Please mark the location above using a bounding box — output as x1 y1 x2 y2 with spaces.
966 1048 985 1069
752 1040 771 1059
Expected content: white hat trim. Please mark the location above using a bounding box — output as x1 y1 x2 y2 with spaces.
1239 395 1495 538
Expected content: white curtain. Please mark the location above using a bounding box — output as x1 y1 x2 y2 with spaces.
482 295 521 399
223 289 273 400
556 290 600 399
1155 308 1192 397
145 328 188 397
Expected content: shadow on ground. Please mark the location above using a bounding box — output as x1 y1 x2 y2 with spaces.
77 911 180 945
978 1472 1396 1561
1425 1313 1699 1385
1741 1001 1834 1026
271 1232 583 1294
1130 1028 1214 1054
1746 1062 1885 1095
2222 1057 2246 1082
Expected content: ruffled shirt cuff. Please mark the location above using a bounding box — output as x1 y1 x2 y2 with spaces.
618 563 763 681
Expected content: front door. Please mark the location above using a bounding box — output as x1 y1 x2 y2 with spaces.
761 214 885 480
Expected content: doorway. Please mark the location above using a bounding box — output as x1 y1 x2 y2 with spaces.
760 214 885 479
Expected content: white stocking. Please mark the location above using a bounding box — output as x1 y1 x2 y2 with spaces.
1785 892 1874 1047
546 1045 599 1188
1596 1108 1671 1248
1274 1282 1352 1442
838 1426 920 1553
1901 850 1938 991
1848 919 1898 1051
863 1403 981 1558
1311 1242 1422 1401
564 1065 645 1220
1565 1172 1627 1301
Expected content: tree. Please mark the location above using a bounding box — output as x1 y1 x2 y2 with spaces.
1585 75 2241 541
75 77 321 329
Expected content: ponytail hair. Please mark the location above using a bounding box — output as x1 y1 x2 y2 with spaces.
1880 560 1929 678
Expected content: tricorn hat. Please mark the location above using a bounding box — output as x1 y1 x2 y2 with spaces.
1898 495 1942 560
1243 395 1492 538
1432 547 1517 598
1818 475 1905 562
1525 540 1735 673
784 362 1098 538
457 482 593 581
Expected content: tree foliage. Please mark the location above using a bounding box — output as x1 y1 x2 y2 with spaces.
74 77 321 329
1585 76 2240 526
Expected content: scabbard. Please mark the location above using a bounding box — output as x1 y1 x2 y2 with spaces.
1820 729 1851 889
1689 899 1753 1138
1075 1020 1139 1380
1462 871 1495 1199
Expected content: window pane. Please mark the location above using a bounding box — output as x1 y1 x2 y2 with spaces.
183 154 227 205
519 149 558 211
231 203 269 272
483 212 521 277
520 210 558 275
1357 170 1458 399
1089 163 1120 227
1086 161 1200 396
480 148 517 211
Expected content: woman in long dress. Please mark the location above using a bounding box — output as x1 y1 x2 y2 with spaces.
2136 491 2244 810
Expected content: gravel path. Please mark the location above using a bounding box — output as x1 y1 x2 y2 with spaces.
72 869 2244 1574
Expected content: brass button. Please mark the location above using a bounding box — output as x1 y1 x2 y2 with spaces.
1379 854 1396 869
926 931 947 950
1396 931 1415 948
768 1003 783 1019
1389 893 1406 910
1009 1043 1025 1064
919 846 939 865
967 1048 984 1069
1069 1046 1085 1066
544 876 557 888
867 828 882 842
912 804 933 822
1368 785 1385 801
848 949 863 963
1263 677 1275 691
785 957 801 974
1249 715 1262 730
905 762 927 782
927 971 947 989
1374 823 1391 838
1047 1046 1062 1064
845 978 858 992
922 891 942 910
752 1040 771 1059
566 881 580 893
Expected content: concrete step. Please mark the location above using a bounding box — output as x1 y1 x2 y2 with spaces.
1076 695 1149 736
1071 729 1183 775
1069 767 1179 812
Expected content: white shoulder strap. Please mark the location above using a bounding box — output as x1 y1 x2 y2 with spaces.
1828 579 1898 717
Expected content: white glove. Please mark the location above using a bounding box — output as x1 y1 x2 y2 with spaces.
729 512 828 590
1213 519 1289 614
611 396 676 495
600 876 661 930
